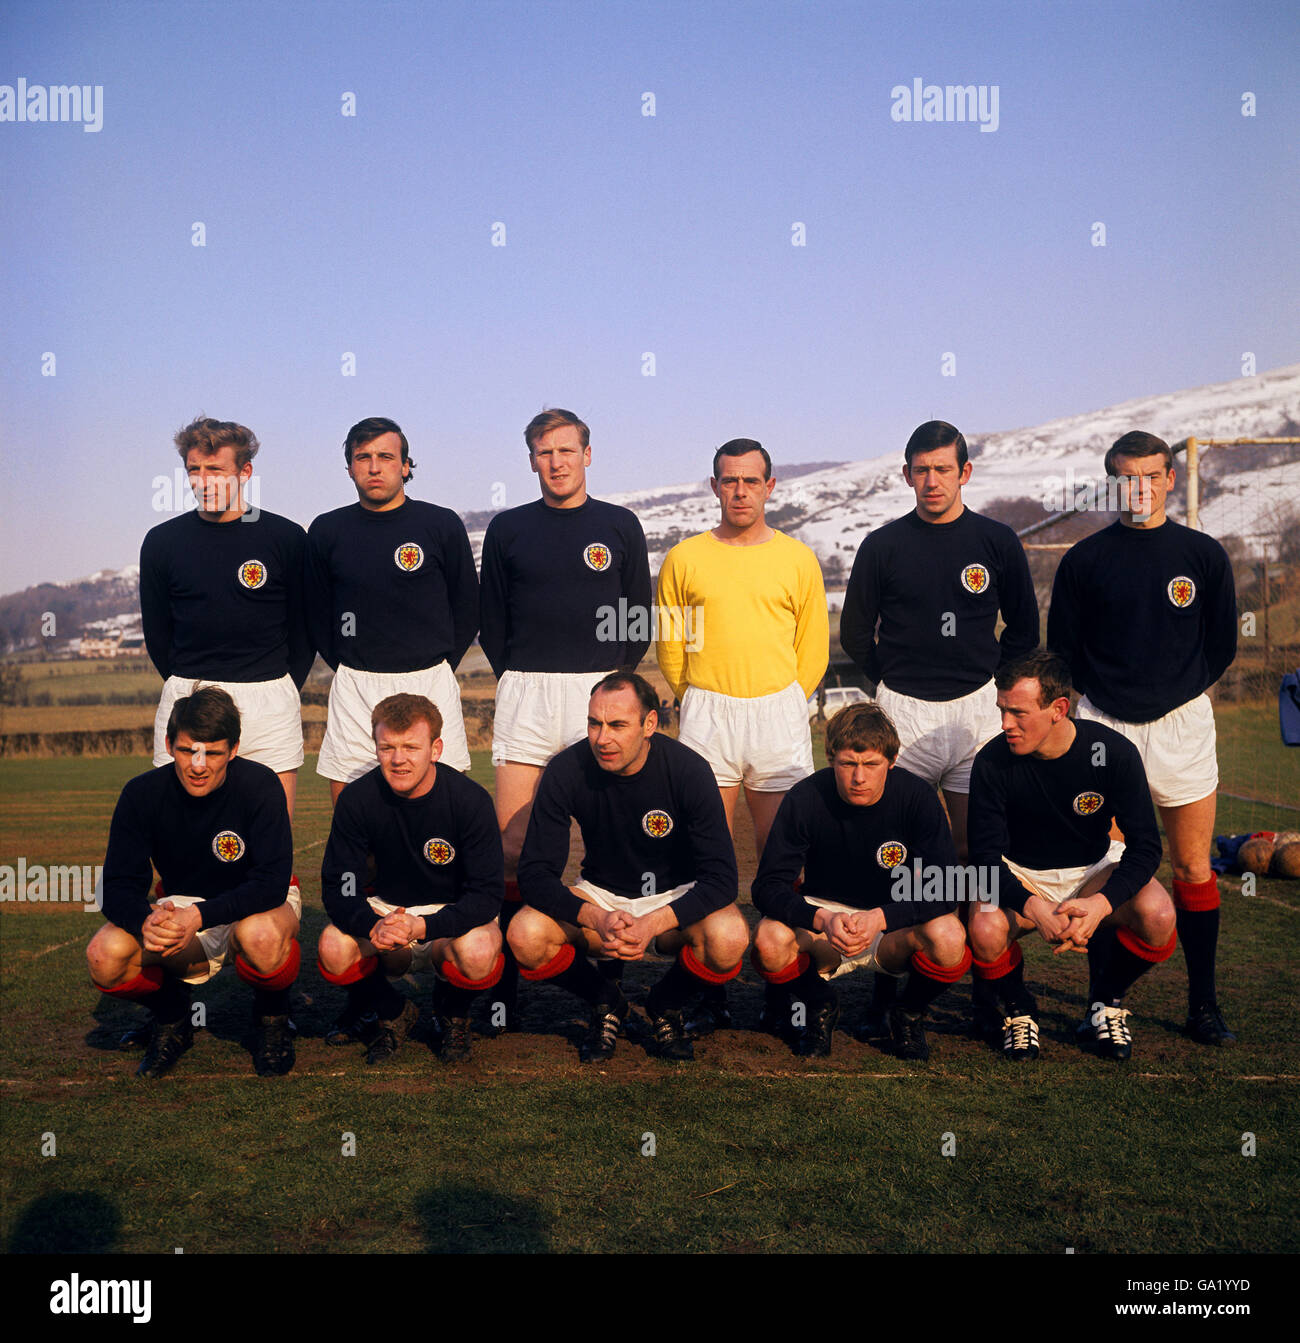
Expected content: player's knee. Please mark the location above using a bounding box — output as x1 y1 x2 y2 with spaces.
702 905 749 966
752 917 796 970
234 915 290 970
966 905 1008 960
316 924 360 975
920 912 967 966
506 907 556 968
1170 857 1211 885
86 925 138 985
452 924 502 980
1134 886 1176 944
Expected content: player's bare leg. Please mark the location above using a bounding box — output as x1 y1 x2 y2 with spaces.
742 786 787 857
941 788 971 861
492 760 548 1030
1158 790 1232 1042
328 779 347 807
276 769 298 821
717 783 741 835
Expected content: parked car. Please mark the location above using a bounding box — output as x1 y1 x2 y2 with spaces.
807 686 870 720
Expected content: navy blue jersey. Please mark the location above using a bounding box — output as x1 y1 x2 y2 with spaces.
1048 519 1237 722
321 764 503 943
840 508 1039 699
478 497 653 677
99 757 293 941
518 735 737 929
752 766 958 931
139 509 314 686
305 499 478 674
967 719 1162 915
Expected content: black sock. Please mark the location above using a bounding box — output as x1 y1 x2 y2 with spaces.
900 962 952 1014
434 976 479 1020
763 979 793 1022
553 953 622 1010
252 986 290 1018
360 974 406 1023
149 976 191 1026
599 959 625 984
872 973 898 1011
1177 906 1219 1006
1092 939 1156 1005
788 960 836 1017
646 956 703 1017
1086 925 1119 1004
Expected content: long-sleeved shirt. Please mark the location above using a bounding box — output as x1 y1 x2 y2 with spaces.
967 718 1162 915
518 735 738 929
139 509 314 687
304 499 478 673
478 497 652 678
321 764 503 942
840 507 1039 699
655 530 828 701
1048 519 1237 722
752 765 958 931
99 757 293 940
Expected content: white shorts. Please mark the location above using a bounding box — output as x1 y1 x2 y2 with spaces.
491 669 615 767
1003 839 1127 908
317 661 471 782
804 896 906 980
153 673 304 773
677 682 813 791
874 678 999 794
1076 694 1218 809
366 896 450 974
163 883 302 986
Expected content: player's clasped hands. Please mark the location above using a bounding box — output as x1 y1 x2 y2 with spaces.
1052 893 1113 955
824 909 876 960
142 900 202 956
369 907 422 950
597 908 657 960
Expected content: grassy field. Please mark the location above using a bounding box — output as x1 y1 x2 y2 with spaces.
2 738 1298 1256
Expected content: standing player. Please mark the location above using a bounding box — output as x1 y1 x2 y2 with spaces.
656 439 827 1031
306 417 479 804
317 694 504 1064
751 704 970 1060
479 409 652 1019
839 419 1037 1032
1048 431 1238 1045
87 687 300 1077
509 673 747 1062
967 652 1175 1060
140 416 313 817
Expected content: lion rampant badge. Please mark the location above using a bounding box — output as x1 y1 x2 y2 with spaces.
424 838 455 865
1073 792 1104 817
394 542 424 572
583 542 612 572
237 559 267 590
212 830 246 862
876 840 907 869
960 564 990 595
1167 576 1195 608
641 809 673 838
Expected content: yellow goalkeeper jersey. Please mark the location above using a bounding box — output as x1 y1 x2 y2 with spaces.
655 529 829 701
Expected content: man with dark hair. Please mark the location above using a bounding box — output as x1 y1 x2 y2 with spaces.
840 419 1038 1032
751 703 969 1060
1049 430 1238 1045
140 415 313 817
87 687 300 1078
479 408 652 1024
318 693 505 1064
967 652 1175 1061
655 438 827 1032
509 672 747 1062
307 417 479 805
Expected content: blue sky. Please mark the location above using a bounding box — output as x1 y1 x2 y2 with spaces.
2 0 1297 590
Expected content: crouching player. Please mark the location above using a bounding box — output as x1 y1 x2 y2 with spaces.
510 673 747 1062
751 703 970 1061
318 694 504 1065
87 687 300 1078
967 652 1175 1061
